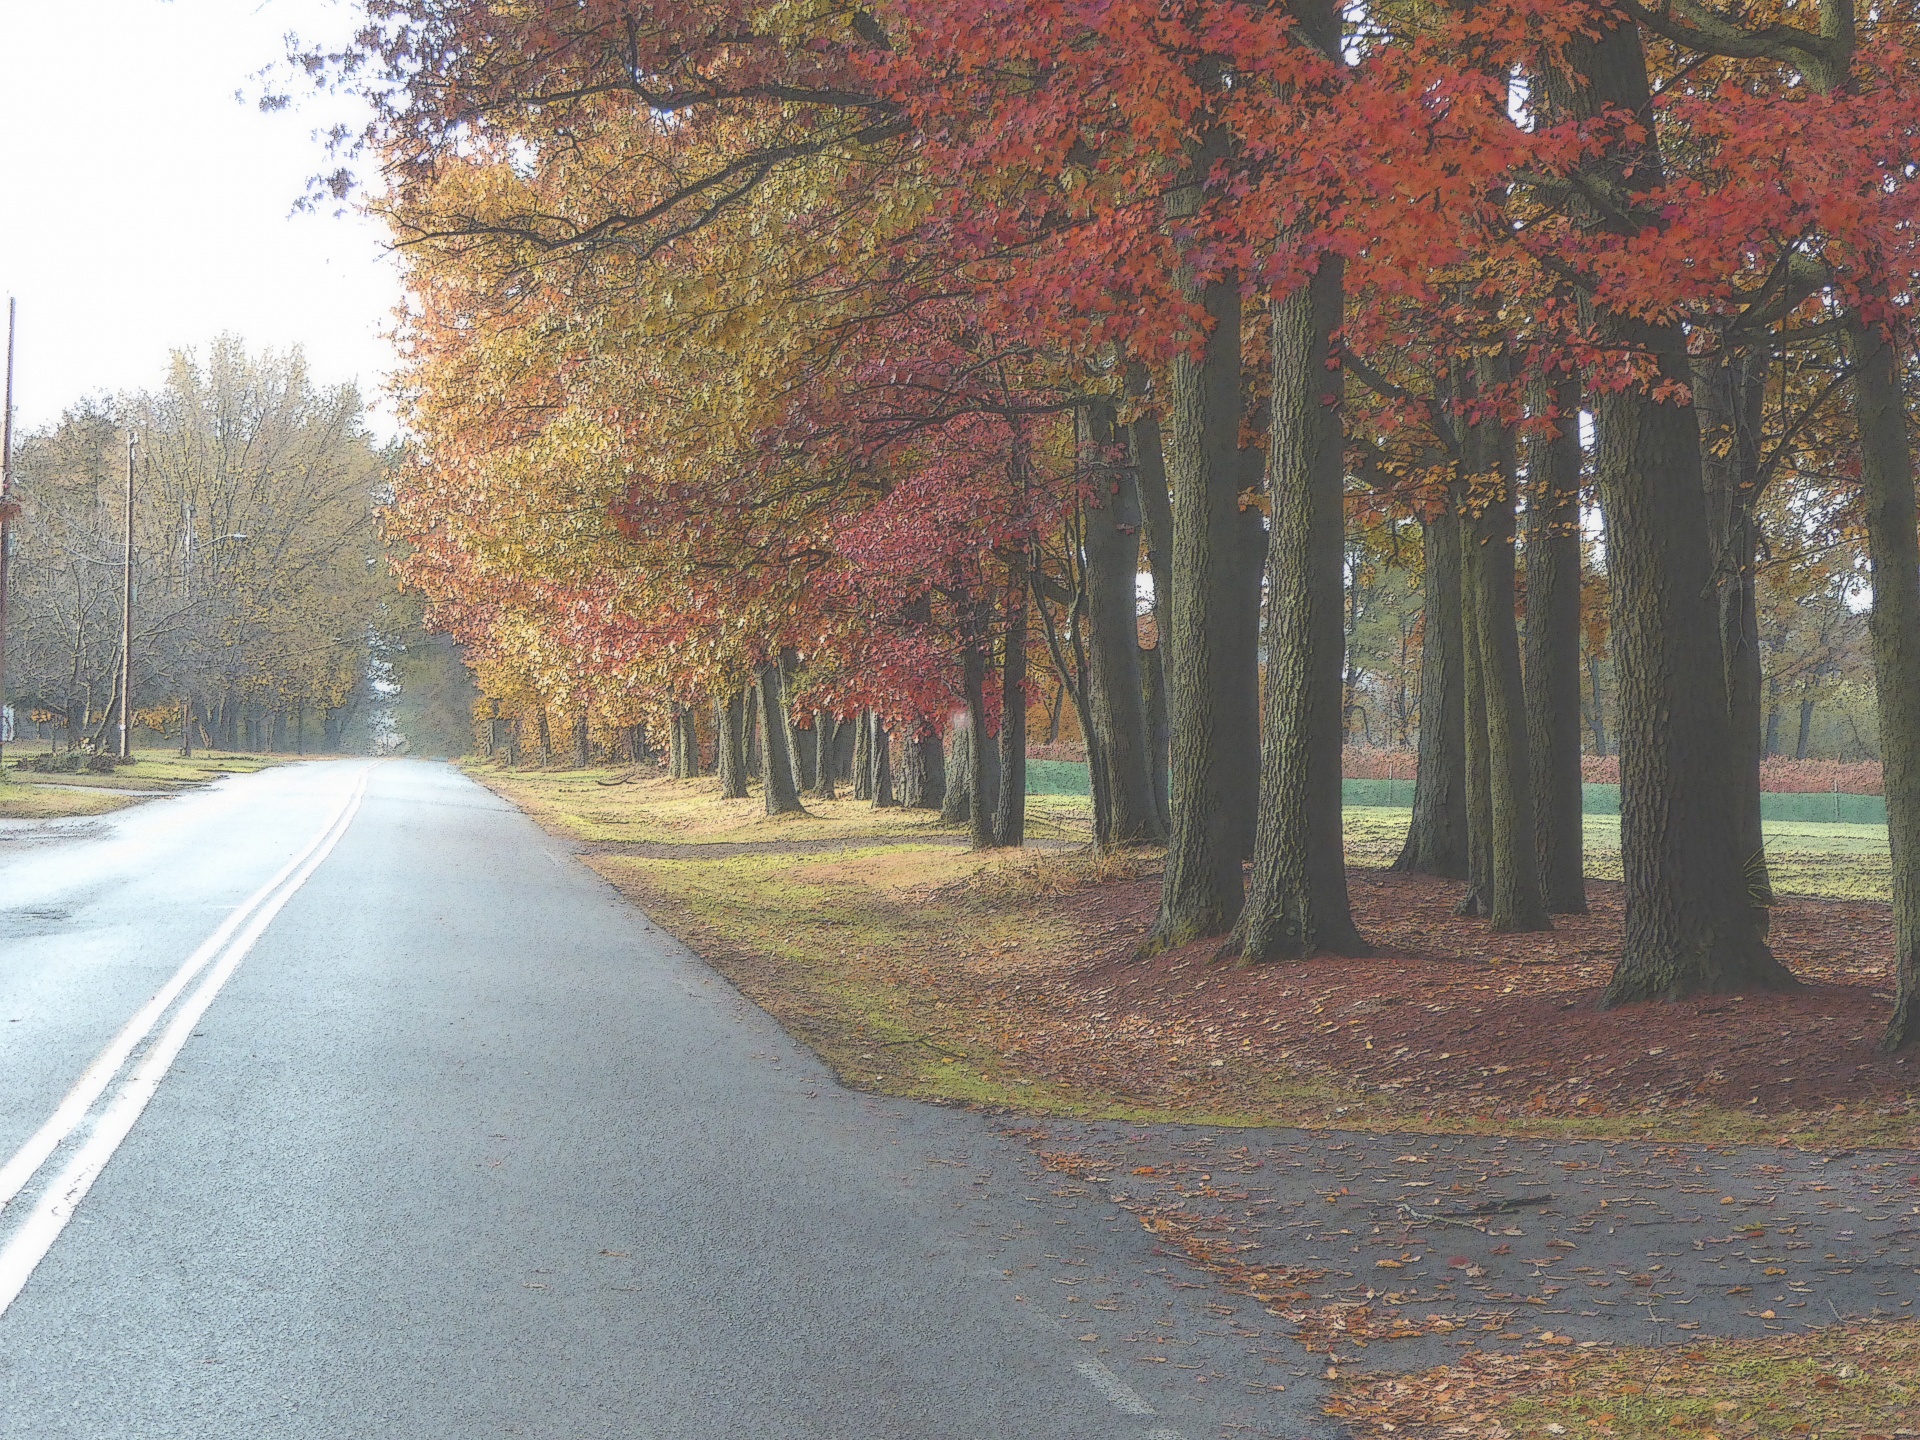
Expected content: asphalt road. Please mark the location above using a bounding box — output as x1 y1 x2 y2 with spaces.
0 760 1316 1440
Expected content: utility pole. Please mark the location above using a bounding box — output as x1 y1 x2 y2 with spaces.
0 299 16 776
181 505 193 757
118 433 135 761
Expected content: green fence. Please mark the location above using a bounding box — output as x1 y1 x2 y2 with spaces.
1027 761 1886 823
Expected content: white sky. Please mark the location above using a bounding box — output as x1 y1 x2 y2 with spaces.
0 0 402 437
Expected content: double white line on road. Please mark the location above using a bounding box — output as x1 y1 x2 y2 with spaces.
0 766 372 1317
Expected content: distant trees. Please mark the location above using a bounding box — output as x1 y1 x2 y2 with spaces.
4 339 392 753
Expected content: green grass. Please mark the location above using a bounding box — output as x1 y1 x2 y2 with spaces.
1340 806 1895 904
1500 1324 1919 1440
0 782 144 820
1337 1322 1920 1440
1 748 286 819
4 748 283 791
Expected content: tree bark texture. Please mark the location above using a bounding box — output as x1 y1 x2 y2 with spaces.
1523 372 1588 913
1845 317 1920 1050
962 638 1000 848
1079 402 1164 846
1459 563 1494 918
1461 420 1551 934
754 661 806 815
941 726 971 825
1696 345 1772 907
901 728 945 809
1393 508 1470 878
852 708 874 800
870 713 897 808
811 711 838 799
994 572 1028 847
1556 18 1791 1002
717 691 749 799
1232 254 1364 960
1142 133 1253 952
1128 407 1176 834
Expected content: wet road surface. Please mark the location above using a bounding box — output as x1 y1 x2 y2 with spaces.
3 759 1913 1439
0 760 1318 1439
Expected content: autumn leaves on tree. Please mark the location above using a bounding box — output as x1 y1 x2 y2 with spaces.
333 0 1920 1051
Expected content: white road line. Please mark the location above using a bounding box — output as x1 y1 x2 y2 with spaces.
0 771 370 1216
0 767 371 1317
1074 1357 1157 1416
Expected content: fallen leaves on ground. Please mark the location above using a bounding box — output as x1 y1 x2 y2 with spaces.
1332 1321 1920 1440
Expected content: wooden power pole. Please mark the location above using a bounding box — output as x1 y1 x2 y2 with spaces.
118 433 135 760
0 299 16 775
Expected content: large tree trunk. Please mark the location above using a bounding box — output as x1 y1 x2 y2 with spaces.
994 570 1028 847
811 711 838 799
900 727 945 810
536 706 554 767
1553 18 1791 1003
962 635 999 848
852 708 874 800
1129 404 1177 834
572 710 590 769
1231 251 1364 960
1523 371 1588 913
717 691 750 799
941 723 971 825
1393 507 1469 877
1697 345 1772 908
870 713 897 808
688 706 706 774
1141 131 1253 952
1079 401 1164 846
1459 356 1551 934
1845 317 1920 1051
754 661 806 815
793 720 819 794
1459 561 1494 918
1140 639 1172 835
